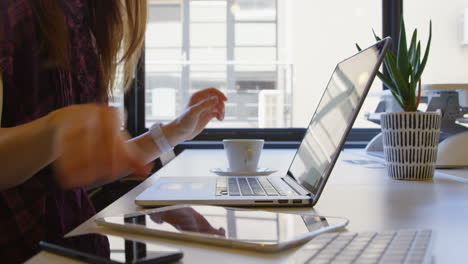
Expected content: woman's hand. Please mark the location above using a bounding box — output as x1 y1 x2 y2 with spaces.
150 207 226 236
162 88 227 146
50 104 151 189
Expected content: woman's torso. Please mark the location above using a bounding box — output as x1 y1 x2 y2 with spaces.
0 0 107 262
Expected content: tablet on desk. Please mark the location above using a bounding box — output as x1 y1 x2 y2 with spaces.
96 204 348 252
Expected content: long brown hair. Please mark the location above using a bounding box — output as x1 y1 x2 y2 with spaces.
31 0 147 100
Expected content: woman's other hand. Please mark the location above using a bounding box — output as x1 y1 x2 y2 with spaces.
50 104 151 189
162 88 227 146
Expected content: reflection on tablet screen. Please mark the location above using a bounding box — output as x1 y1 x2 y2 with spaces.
105 205 339 245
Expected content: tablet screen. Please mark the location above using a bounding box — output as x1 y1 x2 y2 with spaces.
99 205 347 246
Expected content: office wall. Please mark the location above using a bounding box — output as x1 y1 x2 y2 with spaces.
283 0 381 127
406 0 468 84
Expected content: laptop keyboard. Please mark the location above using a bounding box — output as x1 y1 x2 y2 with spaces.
300 229 431 264
216 177 287 196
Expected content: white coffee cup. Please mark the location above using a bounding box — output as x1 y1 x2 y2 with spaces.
223 139 264 172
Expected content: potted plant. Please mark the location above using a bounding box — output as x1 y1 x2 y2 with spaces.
357 18 441 181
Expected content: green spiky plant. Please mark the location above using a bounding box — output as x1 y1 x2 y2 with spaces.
357 18 432 112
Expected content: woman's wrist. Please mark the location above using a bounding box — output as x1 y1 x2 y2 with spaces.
45 109 63 160
160 121 186 147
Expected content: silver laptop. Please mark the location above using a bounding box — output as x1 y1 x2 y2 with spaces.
136 38 391 207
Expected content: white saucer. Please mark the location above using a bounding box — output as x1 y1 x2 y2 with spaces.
210 168 277 176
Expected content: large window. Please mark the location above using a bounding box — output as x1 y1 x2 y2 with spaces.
144 0 382 132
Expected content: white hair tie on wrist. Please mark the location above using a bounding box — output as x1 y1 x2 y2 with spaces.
149 122 173 154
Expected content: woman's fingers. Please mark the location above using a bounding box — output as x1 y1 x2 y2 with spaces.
215 100 225 121
189 96 219 119
187 88 227 122
201 87 228 101
190 88 227 105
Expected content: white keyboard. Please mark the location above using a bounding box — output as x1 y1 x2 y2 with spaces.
300 229 431 264
215 177 287 196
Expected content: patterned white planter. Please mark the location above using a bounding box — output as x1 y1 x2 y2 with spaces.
381 112 441 180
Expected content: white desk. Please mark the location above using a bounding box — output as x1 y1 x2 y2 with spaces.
27 149 468 263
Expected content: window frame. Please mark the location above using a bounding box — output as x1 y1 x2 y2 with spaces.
125 0 402 148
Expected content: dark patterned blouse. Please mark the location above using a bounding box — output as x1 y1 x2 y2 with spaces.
0 0 109 262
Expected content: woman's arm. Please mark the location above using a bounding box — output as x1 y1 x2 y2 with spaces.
0 71 64 189
0 73 225 190
0 72 150 190
0 99 57 189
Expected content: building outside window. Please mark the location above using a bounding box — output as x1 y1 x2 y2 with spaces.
144 0 383 131
145 0 284 129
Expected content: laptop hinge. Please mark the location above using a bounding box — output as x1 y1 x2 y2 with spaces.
282 176 310 196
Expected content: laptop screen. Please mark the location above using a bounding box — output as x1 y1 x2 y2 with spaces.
287 39 389 198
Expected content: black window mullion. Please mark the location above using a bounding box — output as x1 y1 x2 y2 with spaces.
382 0 403 88
125 49 146 137
194 128 306 141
